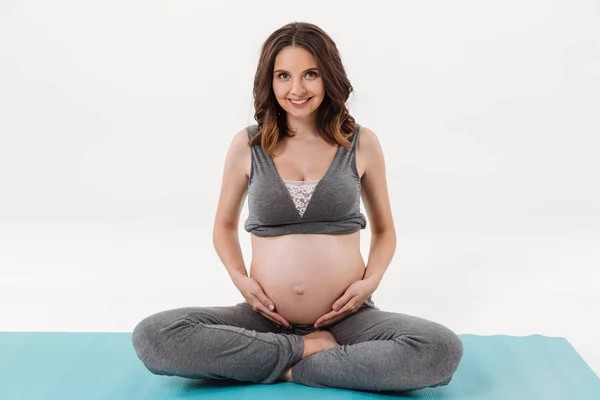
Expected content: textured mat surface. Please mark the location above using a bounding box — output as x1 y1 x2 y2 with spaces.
0 332 598 399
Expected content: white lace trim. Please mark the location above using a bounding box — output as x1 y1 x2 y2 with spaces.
282 179 320 217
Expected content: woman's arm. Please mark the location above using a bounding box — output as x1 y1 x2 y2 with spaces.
212 129 251 284
358 127 397 288
213 226 248 285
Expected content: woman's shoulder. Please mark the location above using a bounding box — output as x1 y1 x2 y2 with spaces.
243 124 259 139
355 125 382 161
357 125 377 143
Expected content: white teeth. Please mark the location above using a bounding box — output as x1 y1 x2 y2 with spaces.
290 98 309 104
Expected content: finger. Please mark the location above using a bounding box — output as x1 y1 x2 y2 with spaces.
267 311 290 328
253 302 290 328
314 310 337 327
332 294 353 311
253 294 290 327
256 292 276 311
338 300 358 314
258 311 282 327
248 294 277 320
251 303 280 325
317 309 353 327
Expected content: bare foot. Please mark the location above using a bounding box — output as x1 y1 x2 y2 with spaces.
280 330 340 382
281 367 293 382
301 329 339 358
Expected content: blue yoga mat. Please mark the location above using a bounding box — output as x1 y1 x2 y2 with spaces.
0 332 598 399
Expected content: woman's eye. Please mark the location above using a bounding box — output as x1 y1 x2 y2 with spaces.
277 71 318 79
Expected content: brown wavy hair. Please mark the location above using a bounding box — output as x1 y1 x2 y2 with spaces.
249 22 357 157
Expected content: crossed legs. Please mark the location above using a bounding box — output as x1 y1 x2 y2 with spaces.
132 299 463 392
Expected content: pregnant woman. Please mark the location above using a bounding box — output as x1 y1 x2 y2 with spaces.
132 22 463 392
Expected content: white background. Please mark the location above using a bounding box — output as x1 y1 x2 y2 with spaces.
1 0 599 377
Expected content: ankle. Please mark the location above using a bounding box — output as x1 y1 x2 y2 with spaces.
281 367 293 382
300 336 317 359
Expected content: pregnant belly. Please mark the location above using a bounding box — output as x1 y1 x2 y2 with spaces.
249 232 365 324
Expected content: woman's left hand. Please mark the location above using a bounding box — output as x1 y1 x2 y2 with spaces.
313 278 378 328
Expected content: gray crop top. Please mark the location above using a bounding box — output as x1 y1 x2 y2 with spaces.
244 123 367 237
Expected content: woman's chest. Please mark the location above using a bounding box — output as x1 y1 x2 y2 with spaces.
244 133 366 182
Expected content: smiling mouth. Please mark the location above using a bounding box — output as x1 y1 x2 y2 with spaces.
289 97 312 104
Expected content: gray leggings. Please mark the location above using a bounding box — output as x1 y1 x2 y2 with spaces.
131 296 463 393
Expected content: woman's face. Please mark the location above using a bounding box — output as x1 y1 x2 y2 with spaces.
272 46 325 119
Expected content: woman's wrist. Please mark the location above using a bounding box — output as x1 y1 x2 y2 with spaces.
229 270 248 286
362 276 381 292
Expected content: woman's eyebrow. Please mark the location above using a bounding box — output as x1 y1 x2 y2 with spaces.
273 67 319 74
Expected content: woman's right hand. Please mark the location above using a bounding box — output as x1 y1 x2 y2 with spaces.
232 274 291 329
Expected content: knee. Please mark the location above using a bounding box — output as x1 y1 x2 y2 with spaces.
392 322 463 387
131 313 183 373
429 326 464 383
131 316 159 369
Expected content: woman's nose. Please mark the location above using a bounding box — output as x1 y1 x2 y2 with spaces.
291 79 306 96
